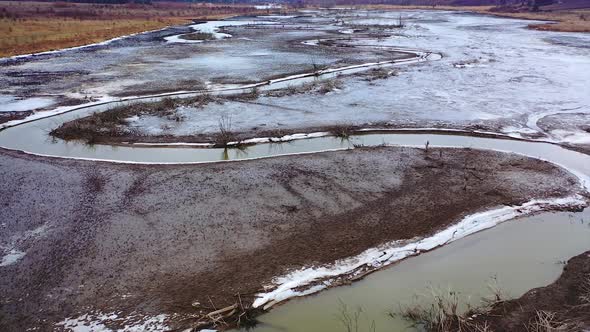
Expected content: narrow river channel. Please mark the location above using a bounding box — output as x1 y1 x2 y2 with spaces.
247 209 590 331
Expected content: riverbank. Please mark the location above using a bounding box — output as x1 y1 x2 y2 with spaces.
472 250 590 331
0 145 583 330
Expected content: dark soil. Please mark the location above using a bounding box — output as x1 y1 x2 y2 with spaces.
472 250 590 331
0 146 582 331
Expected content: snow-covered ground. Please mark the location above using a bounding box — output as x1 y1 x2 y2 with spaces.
124 10 590 147
0 15 345 116
0 95 54 113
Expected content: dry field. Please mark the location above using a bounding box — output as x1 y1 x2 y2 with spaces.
495 9 590 32
0 1 270 57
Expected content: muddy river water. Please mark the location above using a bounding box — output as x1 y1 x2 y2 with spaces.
250 209 590 332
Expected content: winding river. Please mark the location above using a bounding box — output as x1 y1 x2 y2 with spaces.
3 109 590 332
1 26 589 332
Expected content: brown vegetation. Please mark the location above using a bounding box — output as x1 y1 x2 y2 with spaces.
405 251 590 332
50 94 214 144
506 10 590 33
180 31 214 41
0 1 272 57
473 250 590 331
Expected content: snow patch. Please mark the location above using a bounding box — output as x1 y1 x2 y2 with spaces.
252 195 588 309
0 95 55 113
257 15 296 19
57 312 168 332
255 4 282 9
549 129 590 145
501 126 539 135
164 34 204 44
0 249 26 267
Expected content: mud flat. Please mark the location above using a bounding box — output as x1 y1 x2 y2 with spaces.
0 145 583 331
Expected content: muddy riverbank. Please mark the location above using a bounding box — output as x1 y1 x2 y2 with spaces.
0 145 583 331
472 250 590 331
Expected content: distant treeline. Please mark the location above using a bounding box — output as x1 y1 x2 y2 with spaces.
0 0 277 3
0 0 558 7
0 0 261 3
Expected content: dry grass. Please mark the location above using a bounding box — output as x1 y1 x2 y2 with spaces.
318 79 343 94
580 274 590 305
336 302 376 332
264 78 343 98
488 9 590 33
181 32 215 41
393 283 505 332
330 123 355 138
0 18 177 57
50 94 213 143
0 1 267 57
364 67 397 82
525 311 578 332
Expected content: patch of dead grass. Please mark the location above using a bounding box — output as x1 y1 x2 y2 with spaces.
0 1 269 57
50 94 214 143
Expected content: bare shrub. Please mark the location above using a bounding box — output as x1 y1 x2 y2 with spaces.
264 82 316 97
229 87 260 101
393 286 501 332
525 311 575 332
189 294 260 331
214 114 240 147
283 85 298 96
85 169 105 193
318 79 343 94
365 67 397 81
50 94 215 143
248 87 260 99
395 288 462 332
336 301 375 332
310 55 327 74
330 124 355 138
181 32 214 41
